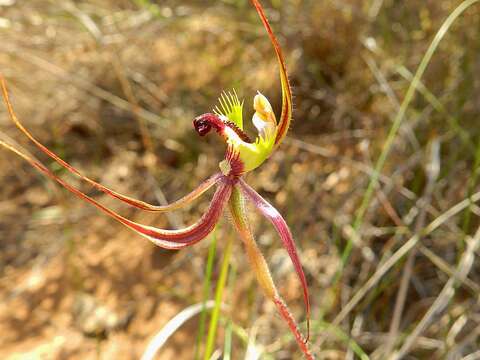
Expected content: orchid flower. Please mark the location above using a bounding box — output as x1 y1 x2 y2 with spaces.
0 0 313 358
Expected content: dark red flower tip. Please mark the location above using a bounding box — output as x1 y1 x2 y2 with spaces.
193 113 224 136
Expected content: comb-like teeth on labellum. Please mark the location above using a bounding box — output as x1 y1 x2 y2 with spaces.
196 92 278 175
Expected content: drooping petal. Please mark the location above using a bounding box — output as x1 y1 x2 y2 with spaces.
251 0 293 148
229 187 277 298
0 77 218 212
0 139 231 249
238 179 310 339
228 187 313 359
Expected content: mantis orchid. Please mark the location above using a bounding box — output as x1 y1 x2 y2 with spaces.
0 0 313 358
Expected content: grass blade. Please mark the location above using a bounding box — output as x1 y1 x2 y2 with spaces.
194 229 218 360
204 237 234 360
142 301 216 360
339 0 480 273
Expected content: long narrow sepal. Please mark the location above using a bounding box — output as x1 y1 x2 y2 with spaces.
0 76 218 212
228 187 313 359
238 179 310 340
229 187 277 298
0 139 231 249
273 297 314 359
250 0 293 147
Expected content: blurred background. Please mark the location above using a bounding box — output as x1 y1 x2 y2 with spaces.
1 0 480 359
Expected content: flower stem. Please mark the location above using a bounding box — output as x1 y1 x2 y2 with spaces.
204 236 233 360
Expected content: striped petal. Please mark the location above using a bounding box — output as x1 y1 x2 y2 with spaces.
0 139 231 250
228 187 313 359
238 179 310 340
0 77 218 212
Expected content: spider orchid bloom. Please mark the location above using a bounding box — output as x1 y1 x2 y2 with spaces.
0 0 312 358
194 90 278 177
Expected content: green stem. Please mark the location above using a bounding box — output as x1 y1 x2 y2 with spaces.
223 260 237 360
204 237 234 360
194 229 218 360
223 318 233 360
